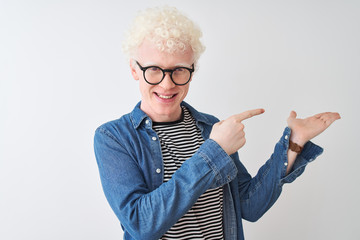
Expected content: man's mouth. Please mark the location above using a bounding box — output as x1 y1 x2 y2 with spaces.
156 93 176 99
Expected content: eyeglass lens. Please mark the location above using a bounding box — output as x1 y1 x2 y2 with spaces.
144 67 191 85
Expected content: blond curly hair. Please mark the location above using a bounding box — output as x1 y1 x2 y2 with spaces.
122 6 205 64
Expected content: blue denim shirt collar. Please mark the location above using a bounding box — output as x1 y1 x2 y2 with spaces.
129 101 148 129
130 101 213 129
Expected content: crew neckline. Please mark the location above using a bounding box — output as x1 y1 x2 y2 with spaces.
152 107 185 126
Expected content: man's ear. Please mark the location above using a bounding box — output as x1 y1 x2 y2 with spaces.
130 60 139 80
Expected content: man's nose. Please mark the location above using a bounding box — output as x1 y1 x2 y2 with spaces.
159 72 176 89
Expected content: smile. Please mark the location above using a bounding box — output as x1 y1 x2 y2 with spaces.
156 93 176 99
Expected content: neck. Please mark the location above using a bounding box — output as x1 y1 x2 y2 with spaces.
140 103 182 123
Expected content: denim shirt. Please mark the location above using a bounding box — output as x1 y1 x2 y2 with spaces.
94 101 323 240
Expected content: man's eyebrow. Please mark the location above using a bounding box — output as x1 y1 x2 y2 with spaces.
174 63 192 68
142 62 158 66
142 62 192 68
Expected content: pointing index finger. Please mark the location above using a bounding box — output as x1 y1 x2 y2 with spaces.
232 108 265 122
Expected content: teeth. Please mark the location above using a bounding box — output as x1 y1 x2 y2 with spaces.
157 94 174 99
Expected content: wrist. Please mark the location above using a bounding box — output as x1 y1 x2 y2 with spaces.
289 133 307 147
289 140 303 154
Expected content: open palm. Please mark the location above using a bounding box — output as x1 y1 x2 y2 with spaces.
287 111 341 146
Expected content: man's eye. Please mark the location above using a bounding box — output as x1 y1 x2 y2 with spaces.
174 68 185 72
149 67 161 72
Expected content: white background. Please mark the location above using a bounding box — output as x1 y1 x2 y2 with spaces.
1 0 359 239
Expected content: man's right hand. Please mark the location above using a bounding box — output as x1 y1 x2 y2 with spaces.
209 109 265 155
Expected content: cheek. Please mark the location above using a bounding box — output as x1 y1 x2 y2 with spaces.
139 81 153 96
178 86 190 100
183 85 190 95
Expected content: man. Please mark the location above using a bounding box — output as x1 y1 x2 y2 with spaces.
94 6 340 240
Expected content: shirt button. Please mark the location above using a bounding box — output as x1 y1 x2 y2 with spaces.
285 135 288 140
284 162 288 166
145 120 149 124
152 136 157 141
156 168 161 174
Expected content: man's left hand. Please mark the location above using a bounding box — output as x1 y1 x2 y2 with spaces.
287 111 341 147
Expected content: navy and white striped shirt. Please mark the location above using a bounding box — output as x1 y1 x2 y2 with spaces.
153 107 224 240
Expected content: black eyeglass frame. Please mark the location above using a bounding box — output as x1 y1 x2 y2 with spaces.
136 61 194 86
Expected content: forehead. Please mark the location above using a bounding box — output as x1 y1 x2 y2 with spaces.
136 39 194 68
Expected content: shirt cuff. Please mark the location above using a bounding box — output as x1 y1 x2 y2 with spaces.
280 127 324 184
197 139 238 188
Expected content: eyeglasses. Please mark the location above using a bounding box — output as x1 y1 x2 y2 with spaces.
136 61 194 86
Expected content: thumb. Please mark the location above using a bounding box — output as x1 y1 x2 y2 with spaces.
289 110 297 119
287 111 297 124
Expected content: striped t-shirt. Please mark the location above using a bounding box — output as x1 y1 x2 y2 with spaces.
153 107 224 240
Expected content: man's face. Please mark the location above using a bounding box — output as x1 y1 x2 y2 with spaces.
130 39 194 122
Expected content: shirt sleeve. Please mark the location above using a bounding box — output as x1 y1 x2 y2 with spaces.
94 126 237 240
281 127 324 183
233 127 323 222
